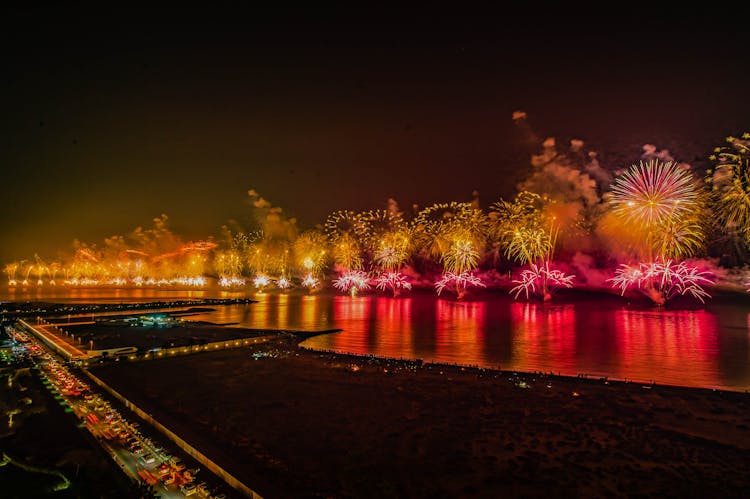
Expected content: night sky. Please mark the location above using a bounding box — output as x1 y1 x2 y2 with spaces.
2 5 749 263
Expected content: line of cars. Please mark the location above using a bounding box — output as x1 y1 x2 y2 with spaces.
21 323 228 498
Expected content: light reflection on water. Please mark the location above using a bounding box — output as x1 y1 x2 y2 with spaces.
2 287 749 390
613 308 719 387
0 286 239 303
184 291 750 391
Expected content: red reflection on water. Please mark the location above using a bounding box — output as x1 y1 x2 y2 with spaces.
434 299 487 364
373 297 414 359
509 302 576 372
614 308 719 386
331 296 372 350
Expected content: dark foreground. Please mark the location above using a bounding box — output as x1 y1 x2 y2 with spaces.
0 366 133 497
92 336 750 498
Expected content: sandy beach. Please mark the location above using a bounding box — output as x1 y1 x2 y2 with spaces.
91 334 750 498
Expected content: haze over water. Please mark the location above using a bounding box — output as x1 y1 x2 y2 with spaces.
3 287 748 391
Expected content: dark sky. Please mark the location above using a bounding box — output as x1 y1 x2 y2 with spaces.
2 5 749 263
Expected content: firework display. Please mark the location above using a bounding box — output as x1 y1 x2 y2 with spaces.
609 261 714 304
10 132 750 304
411 202 488 296
510 262 575 301
301 273 320 290
610 160 698 228
491 192 574 300
325 210 365 272
608 159 711 303
332 270 371 296
707 133 750 250
373 271 412 295
435 272 486 297
276 276 291 289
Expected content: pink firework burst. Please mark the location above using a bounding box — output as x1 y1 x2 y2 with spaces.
333 270 371 295
510 262 575 300
301 273 320 290
434 271 485 297
609 260 714 304
610 159 697 228
374 271 412 295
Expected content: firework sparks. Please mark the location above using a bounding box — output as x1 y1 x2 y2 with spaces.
652 216 705 259
5 263 18 286
47 262 60 285
442 235 480 274
10 215 226 288
169 276 207 287
491 191 545 230
325 210 364 240
333 236 363 271
373 229 412 271
253 274 271 290
358 209 410 273
413 202 487 295
61 275 208 287
413 202 487 256
357 209 405 245
324 210 364 270
510 262 575 300
293 231 328 277
707 133 750 244
301 273 320 290
505 227 551 266
492 192 556 265
219 276 246 287
277 276 291 289
610 160 698 228
434 271 485 297
607 159 706 262
373 271 412 295
413 202 486 234
609 260 714 304
332 270 371 296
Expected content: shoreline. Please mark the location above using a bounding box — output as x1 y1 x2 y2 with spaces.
0 297 257 320
295 331 750 395
302 345 750 396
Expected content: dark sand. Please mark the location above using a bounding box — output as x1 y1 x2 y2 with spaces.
91 336 750 498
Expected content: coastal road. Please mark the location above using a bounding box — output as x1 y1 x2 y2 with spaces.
18 319 89 361
12 323 214 498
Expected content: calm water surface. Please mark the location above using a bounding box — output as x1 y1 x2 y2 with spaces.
3 287 749 390
185 290 750 391
0 286 233 303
